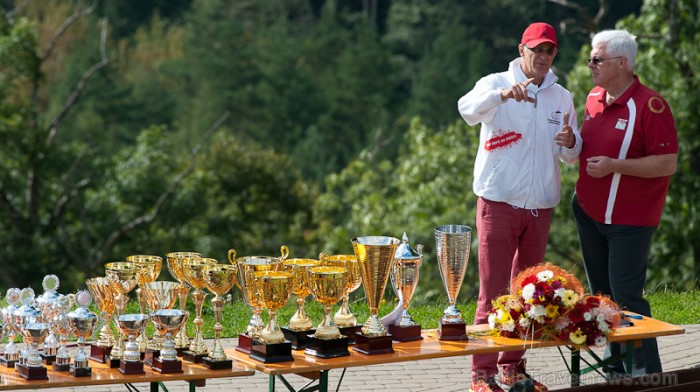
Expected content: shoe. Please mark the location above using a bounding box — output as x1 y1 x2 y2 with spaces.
469 377 505 392
500 361 548 392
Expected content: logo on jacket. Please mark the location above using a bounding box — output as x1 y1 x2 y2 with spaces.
547 111 562 125
615 118 628 130
485 130 523 151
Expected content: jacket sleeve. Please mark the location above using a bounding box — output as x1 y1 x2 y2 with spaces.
559 95 581 164
457 76 505 126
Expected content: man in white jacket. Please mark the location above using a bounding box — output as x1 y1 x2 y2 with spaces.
457 22 581 392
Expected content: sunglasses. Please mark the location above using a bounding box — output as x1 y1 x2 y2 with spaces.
524 45 556 56
588 56 623 65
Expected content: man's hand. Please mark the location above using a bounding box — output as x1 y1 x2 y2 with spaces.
555 112 575 148
586 156 616 178
501 78 536 103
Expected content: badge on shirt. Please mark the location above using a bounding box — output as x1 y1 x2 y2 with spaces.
615 118 628 130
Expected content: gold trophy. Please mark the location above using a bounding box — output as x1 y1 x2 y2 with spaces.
351 236 400 355
181 256 217 363
281 257 320 349
319 253 363 343
249 271 294 363
50 294 74 372
139 281 180 365
17 322 50 380
150 309 189 373
228 245 288 354
166 251 202 353
1 288 21 368
126 254 162 354
116 314 150 375
67 290 98 377
435 225 471 341
305 266 350 358
105 261 140 366
388 233 424 342
85 277 118 366
202 263 238 369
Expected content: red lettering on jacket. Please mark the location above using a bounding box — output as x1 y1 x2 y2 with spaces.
484 131 522 151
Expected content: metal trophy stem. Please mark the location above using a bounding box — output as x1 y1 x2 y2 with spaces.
182 256 217 363
105 261 140 366
127 254 163 354
67 290 98 377
388 233 424 342
202 263 237 370
281 258 320 350
166 251 202 353
435 224 471 341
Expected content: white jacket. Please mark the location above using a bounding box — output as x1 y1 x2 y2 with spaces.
457 58 581 209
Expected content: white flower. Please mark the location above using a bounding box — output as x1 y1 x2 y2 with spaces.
503 321 515 332
488 313 497 329
522 283 536 301
554 288 565 299
519 317 530 328
596 313 606 323
537 270 554 282
527 305 546 320
598 320 610 333
594 336 607 346
583 312 592 321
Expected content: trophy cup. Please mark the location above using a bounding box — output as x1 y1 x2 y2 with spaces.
67 290 98 377
51 294 74 371
319 253 363 343
85 276 118 366
305 266 350 358
105 261 140 366
1 288 21 367
202 263 238 369
388 233 424 342
150 309 189 373
351 236 400 355
181 256 217 363
281 258 320 349
166 251 202 354
36 275 62 365
12 288 42 367
17 322 50 380
139 281 180 365
116 313 150 374
435 224 471 341
127 254 163 354
249 270 294 363
228 246 288 354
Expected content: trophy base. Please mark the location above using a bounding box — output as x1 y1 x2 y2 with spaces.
119 360 145 375
353 333 394 355
389 324 424 342
144 348 160 366
304 335 350 358
202 357 232 370
0 358 18 368
337 325 362 345
40 354 56 366
281 327 315 350
152 357 183 374
52 361 71 372
16 364 48 380
69 364 92 377
89 344 112 363
235 334 253 354
181 351 207 364
437 319 468 341
250 339 294 363
107 356 121 368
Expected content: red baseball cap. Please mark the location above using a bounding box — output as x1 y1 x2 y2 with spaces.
521 22 558 48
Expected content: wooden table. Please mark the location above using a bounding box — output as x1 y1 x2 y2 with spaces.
229 314 684 392
0 358 254 391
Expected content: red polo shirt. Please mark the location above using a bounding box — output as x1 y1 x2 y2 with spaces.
576 76 678 226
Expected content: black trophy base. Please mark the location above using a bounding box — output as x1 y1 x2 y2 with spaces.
0 357 17 368
89 344 112 364
389 324 424 342
304 335 350 358
338 325 362 345
106 356 121 368
52 361 71 372
281 327 315 350
202 357 232 370
144 348 160 366
250 339 294 363
69 364 92 377
119 360 145 375
175 347 188 356
235 334 253 354
40 354 56 366
152 357 183 374
353 332 394 355
181 350 207 364
437 319 468 341
16 364 48 380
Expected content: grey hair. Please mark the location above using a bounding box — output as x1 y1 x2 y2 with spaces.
592 30 637 71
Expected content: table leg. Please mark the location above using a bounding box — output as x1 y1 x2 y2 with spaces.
570 348 581 387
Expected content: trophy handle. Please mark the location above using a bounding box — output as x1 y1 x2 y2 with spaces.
416 244 424 256
280 245 289 260
227 248 237 265
319 252 328 264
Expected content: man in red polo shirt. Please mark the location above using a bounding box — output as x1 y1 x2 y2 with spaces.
573 29 678 377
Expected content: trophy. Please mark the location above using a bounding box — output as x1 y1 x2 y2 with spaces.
85 277 118 366
51 294 74 371
1 288 21 367
12 288 42 367
202 263 238 369
105 261 140 366
351 236 400 355
435 225 471 341
281 258 320 349
181 256 217 363
165 251 202 353
35 275 61 365
388 233 424 342
228 246 288 354
127 254 163 354
150 309 189 374
305 266 350 358
67 290 98 377
116 313 150 375
249 271 294 363
17 322 50 380
319 253 363 343
139 281 180 365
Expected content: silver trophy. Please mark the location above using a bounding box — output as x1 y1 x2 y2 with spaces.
12 288 42 366
67 290 98 377
388 233 424 342
435 224 471 340
51 294 74 371
1 288 21 367
36 275 62 365
116 313 150 375
17 322 51 380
